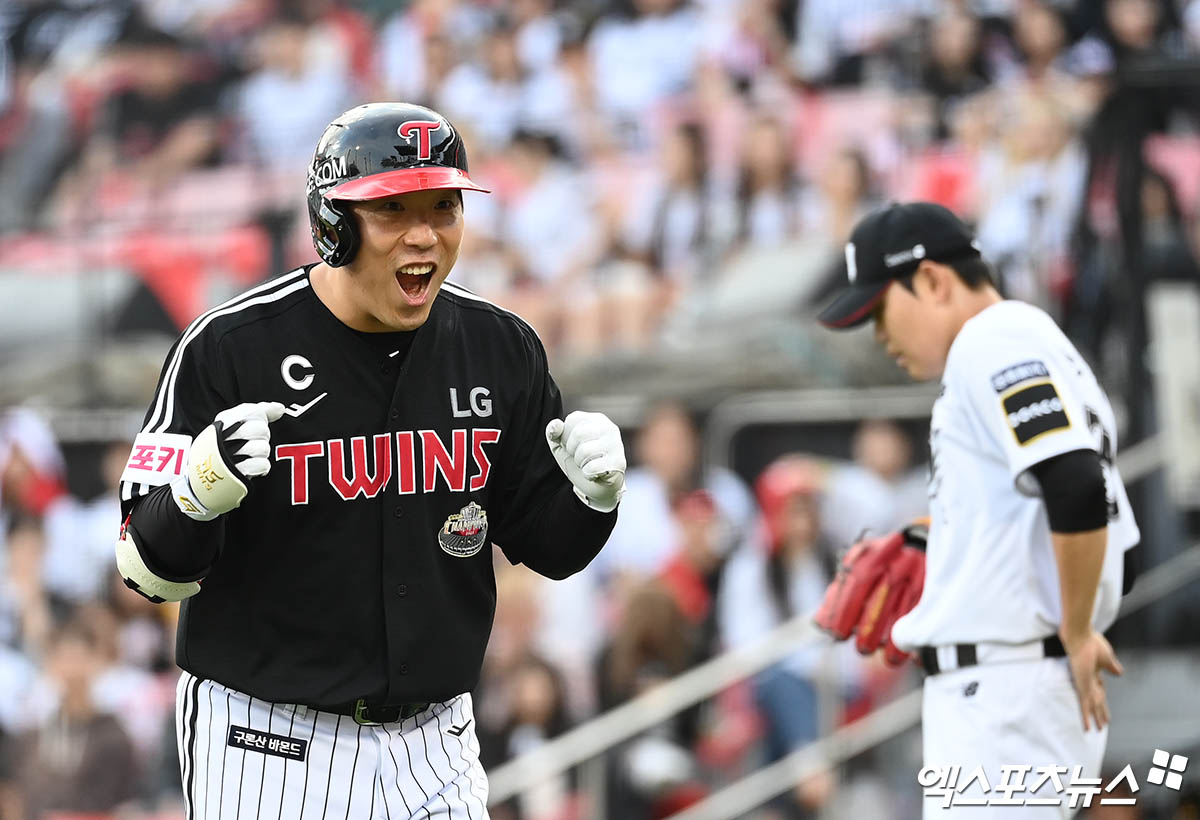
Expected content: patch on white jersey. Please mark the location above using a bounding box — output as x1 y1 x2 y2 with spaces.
120 432 192 486
990 359 1049 393
1002 381 1070 445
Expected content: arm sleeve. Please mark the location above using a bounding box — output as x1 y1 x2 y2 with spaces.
489 324 617 578
119 323 235 573
1028 449 1109 533
126 483 225 580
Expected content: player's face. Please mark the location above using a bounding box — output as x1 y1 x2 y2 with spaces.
346 189 464 331
872 276 950 380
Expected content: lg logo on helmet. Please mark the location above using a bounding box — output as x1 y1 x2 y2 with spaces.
397 120 440 161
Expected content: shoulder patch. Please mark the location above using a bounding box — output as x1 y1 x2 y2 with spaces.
1002 381 1070 445
991 360 1049 393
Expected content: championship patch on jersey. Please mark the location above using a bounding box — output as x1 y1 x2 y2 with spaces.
438 501 488 557
227 726 308 761
1002 381 1070 445
119 432 192 486
990 359 1050 393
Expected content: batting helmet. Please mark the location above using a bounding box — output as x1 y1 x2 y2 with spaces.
306 103 490 267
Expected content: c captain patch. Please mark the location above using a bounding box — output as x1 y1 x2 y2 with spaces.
438 502 488 557
1002 381 1070 445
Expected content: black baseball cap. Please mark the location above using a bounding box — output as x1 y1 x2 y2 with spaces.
817 202 981 329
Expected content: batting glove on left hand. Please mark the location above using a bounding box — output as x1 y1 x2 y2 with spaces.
172 401 285 522
546 411 626 513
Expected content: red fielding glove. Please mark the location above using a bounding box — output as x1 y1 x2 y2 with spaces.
814 531 904 641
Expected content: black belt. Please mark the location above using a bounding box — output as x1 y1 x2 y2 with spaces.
918 635 1065 676
318 699 431 725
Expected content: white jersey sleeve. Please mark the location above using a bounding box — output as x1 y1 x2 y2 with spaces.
952 314 1097 489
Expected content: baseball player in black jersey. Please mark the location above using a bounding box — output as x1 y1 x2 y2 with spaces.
114 102 627 819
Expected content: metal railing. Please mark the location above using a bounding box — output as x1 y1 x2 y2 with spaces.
666 540 1200 820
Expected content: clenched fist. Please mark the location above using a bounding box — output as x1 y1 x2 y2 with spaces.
545 411 626 513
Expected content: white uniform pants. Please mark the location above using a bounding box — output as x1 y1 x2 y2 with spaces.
175 672 491 819
922 657 1107 818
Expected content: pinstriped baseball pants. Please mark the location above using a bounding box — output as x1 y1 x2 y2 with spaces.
175 671 491 819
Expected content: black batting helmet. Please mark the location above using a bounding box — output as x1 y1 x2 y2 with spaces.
306 103 490 267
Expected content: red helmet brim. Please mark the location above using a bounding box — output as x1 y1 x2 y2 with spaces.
327 167 490 200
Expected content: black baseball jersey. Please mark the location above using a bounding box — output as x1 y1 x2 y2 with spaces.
119 266 613 706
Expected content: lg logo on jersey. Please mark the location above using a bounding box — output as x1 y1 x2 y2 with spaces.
450 387 492 418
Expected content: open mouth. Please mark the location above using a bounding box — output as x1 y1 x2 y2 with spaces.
395 263 436 305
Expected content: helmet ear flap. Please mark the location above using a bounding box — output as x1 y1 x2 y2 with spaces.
310 197 358 267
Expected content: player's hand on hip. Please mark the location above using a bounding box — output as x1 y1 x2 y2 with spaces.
546 411 626 513
172 401 286 521
1063 629 1123 732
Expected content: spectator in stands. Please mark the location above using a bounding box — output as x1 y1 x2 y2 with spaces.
42 440 127 606
69 601 167 765
0 0 141 231
701 0 792 90
792 0 917 87
478 655 575 820
597 578 707 819
0 37 71 234
6 619 139 819
974 94 1088 310
236 14 351 175
522 22 613 165
0 521 52 660
588 0 703 147
798 146 880 246
0 408 66 524
285 0 376 94
625 122 712 294
49 26 223 224
440 19 530 149
497 129 602 348
921 9 992 141
820 419 927 553
658 489 735 660
1005 0 1085 116
1138 165 1200 284
511 0 562 73
718 455 850 818
715 113 804 253
599 401 754 586
108 565 174 673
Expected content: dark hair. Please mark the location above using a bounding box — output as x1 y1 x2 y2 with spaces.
899 253 997 293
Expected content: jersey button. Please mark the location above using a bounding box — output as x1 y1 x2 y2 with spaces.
389 408 400 420
396 584 407 597
399 664 409 675
393 505 404 518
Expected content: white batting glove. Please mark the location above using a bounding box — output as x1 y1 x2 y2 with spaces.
172 401 285 521
546 410 626 513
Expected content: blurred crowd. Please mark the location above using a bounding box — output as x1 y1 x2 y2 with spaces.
2 0 1199 370
0 399 936 820
4 0 1200 818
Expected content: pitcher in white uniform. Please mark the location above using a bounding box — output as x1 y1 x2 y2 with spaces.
817 202 1141 818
